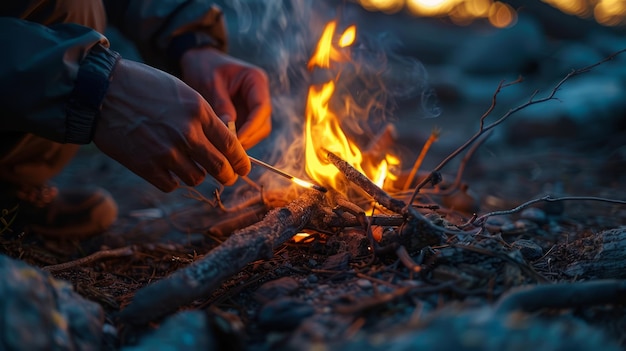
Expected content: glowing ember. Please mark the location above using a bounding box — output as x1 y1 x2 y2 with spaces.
305 21 398 191
293 232 312 243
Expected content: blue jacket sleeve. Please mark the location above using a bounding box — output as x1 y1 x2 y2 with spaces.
0 18 120 144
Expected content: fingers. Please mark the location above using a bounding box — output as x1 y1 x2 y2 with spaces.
201 116 251 179
235 70 272 149
197 78 237 125
134 165 180 193
190 102 250 184
168 152 207 187
237 104 272 150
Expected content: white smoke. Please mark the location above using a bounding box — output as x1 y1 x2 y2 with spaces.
221 0 439 193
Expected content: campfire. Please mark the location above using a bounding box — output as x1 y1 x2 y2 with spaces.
118 17 466 324
3 2 626 350
305 20 399 195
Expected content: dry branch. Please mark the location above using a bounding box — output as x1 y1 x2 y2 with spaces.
42 246 134 273
325 150 451 234
326 150 406 213
495 279 626 314
407 48 626 207
461 195 626 228
120 190 324 325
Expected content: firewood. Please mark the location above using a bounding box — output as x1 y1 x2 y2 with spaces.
326 150 406 214
325 150 445 234
120 189 324 325
564 227 626 279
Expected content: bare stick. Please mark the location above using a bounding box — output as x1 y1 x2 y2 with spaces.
42 246 134 273
403 128 440 191
326 150 407 214
435 130 492 196
395 245 421 273
407 48 626 207
325 150 461 235
406 77 522 206
461 195 626 228
120 190 323 325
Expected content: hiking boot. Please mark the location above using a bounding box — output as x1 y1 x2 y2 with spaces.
3 184 118 239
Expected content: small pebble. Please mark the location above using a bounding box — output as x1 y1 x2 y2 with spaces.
511 239 543 261
321 252 351 271
254 277 299 303
355 279 373 289
485 216 512 233
501 219 538 235
307 274 319 284
257 298 315 331
520 207 548 225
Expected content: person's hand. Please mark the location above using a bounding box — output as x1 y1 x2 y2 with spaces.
179 47 271 150
94 58 250 192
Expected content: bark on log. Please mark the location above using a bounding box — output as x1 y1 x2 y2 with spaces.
120 190 324 325
564 227 626 279
325 151 442 233
326 151 407 214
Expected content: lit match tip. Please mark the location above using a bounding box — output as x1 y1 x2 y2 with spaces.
249 156 327 193
292 177 328 193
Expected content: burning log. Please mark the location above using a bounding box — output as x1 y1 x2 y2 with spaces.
325 150 445 234
120 189 324 325
325 150 409 214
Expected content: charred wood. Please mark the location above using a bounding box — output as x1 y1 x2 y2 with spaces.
564 227 626 279
120 190 324 325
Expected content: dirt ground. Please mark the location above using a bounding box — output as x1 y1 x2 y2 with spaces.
2 2 626 350
2 79 624 350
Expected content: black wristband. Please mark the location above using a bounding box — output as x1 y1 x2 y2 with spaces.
66 44 120 144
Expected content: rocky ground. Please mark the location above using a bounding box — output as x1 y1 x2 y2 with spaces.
1 1 626 350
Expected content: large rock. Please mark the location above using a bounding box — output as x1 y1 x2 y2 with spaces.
122 311 215 351
0 255 104 351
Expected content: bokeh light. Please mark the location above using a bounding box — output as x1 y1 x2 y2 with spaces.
352 0 626 27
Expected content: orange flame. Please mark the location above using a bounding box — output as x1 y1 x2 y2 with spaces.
305 21 398 191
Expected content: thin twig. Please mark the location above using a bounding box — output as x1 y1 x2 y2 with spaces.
461 195 626 228
436 130 492 196
326 150 463 235
406 76 522 206
407 48 626 208
403 128 440 191
395 245 422 273
42 246 134 273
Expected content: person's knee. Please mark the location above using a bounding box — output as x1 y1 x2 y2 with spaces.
53 0 107 33
14 0 107 33
0 135 79 187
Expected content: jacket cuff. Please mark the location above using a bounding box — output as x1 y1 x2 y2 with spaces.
65 43 121 144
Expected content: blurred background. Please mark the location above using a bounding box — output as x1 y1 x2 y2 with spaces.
66 0 625 239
